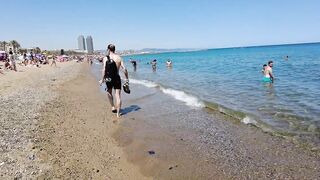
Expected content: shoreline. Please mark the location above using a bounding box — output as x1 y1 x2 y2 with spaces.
126 77 320 149
110 81 320 179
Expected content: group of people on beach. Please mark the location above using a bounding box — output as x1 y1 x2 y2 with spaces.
0 48 59 74
0 48 95 75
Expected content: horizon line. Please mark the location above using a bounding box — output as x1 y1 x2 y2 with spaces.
94 41 320 52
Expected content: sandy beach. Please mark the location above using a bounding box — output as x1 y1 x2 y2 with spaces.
0 62 149 179
1 61 320 179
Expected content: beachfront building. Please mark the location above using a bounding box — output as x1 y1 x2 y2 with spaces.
86 36 94 54
78 35 86 51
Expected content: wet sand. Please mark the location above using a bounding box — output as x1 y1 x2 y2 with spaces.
1 62 320 179
114 83 320 179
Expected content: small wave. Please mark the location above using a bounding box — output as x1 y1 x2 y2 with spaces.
130 79 204 108
159 88 204 108
130 79 158 88
241 116 257 125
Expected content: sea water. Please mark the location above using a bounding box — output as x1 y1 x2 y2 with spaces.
121 43 320 136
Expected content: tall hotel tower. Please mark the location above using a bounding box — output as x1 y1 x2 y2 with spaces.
86 36 94 54
77 35 86 51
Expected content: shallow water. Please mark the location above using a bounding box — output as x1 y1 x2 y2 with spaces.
90 45 320 178
121 43 320 135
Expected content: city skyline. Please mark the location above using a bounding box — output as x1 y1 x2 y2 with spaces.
1 1 320 50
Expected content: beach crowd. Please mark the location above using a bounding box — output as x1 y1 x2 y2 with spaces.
0 48 102 74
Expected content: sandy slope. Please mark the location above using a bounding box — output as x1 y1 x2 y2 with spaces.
0 62 149 179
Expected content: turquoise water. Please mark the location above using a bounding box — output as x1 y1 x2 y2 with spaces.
123 43 320 135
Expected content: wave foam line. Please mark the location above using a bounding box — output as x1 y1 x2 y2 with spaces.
130 79 204 108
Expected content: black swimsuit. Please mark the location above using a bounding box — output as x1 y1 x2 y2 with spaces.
105 59 121 90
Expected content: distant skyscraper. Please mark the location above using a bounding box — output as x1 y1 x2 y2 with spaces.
86 36 94 53
77 35 86 50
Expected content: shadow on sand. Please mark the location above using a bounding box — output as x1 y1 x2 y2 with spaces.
121 105 141 115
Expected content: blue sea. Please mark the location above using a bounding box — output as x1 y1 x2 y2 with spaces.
120 43 320 136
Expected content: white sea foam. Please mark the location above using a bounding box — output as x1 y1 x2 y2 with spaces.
130 79 158 88
130 79 204 108
241 116 257 125
160 88 204 108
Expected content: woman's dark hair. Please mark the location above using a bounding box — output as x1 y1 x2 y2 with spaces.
107 44 115 53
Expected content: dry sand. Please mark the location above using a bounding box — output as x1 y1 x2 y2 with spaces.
0 62 149 179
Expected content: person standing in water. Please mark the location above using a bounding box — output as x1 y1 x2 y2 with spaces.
166 59 172 67
151 59 157 72
100 44 129 118
262 61 274 83
261 64 267 74
130 58 137 71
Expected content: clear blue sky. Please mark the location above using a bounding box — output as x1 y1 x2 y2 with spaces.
1 0 320 50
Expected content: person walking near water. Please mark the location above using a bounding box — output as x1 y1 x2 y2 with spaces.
262 61 274 83
100 44 129 118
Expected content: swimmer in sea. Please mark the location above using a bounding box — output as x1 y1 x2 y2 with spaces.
151 59 157 72
166 59 172 68
130 58 137 71
262 61 274 83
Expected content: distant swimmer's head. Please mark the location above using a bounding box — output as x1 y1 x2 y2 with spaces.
268 60 273 67
107 44 116 53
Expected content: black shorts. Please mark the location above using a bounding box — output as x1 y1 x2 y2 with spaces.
106 75 121 90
